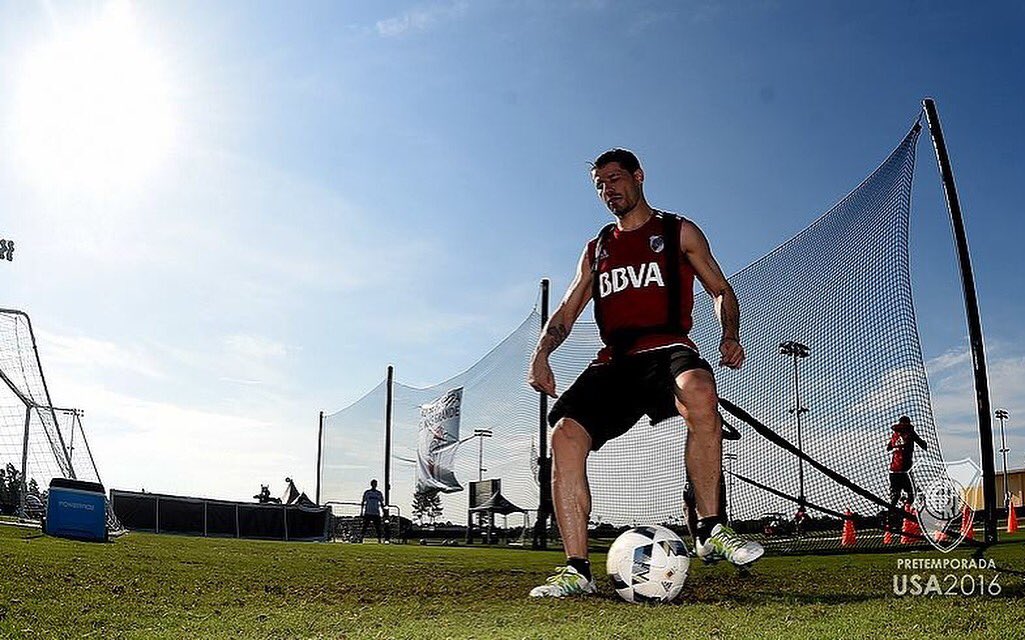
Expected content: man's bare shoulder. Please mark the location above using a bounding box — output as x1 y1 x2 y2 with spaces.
672 214 709 250
672 213 699 229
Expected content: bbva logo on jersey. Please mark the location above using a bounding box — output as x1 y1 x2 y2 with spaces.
599 262 665 297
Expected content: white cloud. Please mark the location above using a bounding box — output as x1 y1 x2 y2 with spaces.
926 348 972 375
816 346 1025 480
926 347 1025 469
36 330 165 380
18 325 323 500
849 365 920 416
224 334 288 361
376 1 469 37
8 146 440 311
40 379 298 500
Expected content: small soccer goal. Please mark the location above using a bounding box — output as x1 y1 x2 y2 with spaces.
0 309 118 529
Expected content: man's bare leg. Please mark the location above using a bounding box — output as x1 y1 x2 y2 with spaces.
675 368 763 565
674 369 722 519
529 417 597 597
551 417 592 559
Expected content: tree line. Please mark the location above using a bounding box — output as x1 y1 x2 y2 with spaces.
0 463 42 515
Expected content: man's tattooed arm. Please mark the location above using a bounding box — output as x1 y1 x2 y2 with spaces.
530 245 593 363
536 318 570 356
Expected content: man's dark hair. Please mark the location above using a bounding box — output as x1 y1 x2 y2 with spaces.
592 148 641 174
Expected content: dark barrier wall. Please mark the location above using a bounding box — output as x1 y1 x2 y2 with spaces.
112 492 157 530
207 502 238 536
159 497 205 536
238 504 285 539
110 490 331 541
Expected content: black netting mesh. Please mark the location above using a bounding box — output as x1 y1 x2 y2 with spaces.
322 124 955 551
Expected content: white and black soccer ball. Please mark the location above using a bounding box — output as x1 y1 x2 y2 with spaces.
606 525 689 603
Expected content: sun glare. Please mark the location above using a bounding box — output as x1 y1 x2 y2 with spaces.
12 1 176 194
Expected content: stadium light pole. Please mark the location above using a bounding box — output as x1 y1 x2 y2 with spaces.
996 409 1009 504
474 428 493 481
779 340 810 506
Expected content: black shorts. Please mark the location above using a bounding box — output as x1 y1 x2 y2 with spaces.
889 472 914 504
548 346 714 451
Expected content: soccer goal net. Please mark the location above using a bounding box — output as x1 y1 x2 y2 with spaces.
322 119 977 552
0 309 116 527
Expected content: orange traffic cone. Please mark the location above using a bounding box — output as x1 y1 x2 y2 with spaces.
960 504 974 541
841 509 856 547
900 503 921 544
1008 501 1019 534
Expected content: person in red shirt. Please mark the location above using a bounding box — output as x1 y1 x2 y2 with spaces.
794 504 808 536
527 148 762 598
887 416 928 522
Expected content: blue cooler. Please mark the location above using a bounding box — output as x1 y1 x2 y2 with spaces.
45 478 108 542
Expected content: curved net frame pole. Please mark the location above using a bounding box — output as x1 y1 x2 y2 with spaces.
533 278 551 550
922 97 997 544
22 313 73 471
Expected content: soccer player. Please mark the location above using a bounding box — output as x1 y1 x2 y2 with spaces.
793 504 808 537
527 148 763 597
887 416 928 525
360 479 386 543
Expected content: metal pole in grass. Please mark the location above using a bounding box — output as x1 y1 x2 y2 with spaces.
385 365 394 510
923 97 998 544
19 406 30 518
534 279 551 550
996 409 1009 505
723 451 737 525
316 411 324 505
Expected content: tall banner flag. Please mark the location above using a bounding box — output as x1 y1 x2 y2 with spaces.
416 387 464 493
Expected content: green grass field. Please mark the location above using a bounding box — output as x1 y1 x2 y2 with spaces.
1 524 1022 639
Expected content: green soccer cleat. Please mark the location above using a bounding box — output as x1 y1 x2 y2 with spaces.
696 523 764 567
528 566 598 598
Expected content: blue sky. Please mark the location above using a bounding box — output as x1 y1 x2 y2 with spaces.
1 1 1023 501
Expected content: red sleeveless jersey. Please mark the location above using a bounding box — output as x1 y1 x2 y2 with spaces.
888 426 916 472
587 211 698 363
